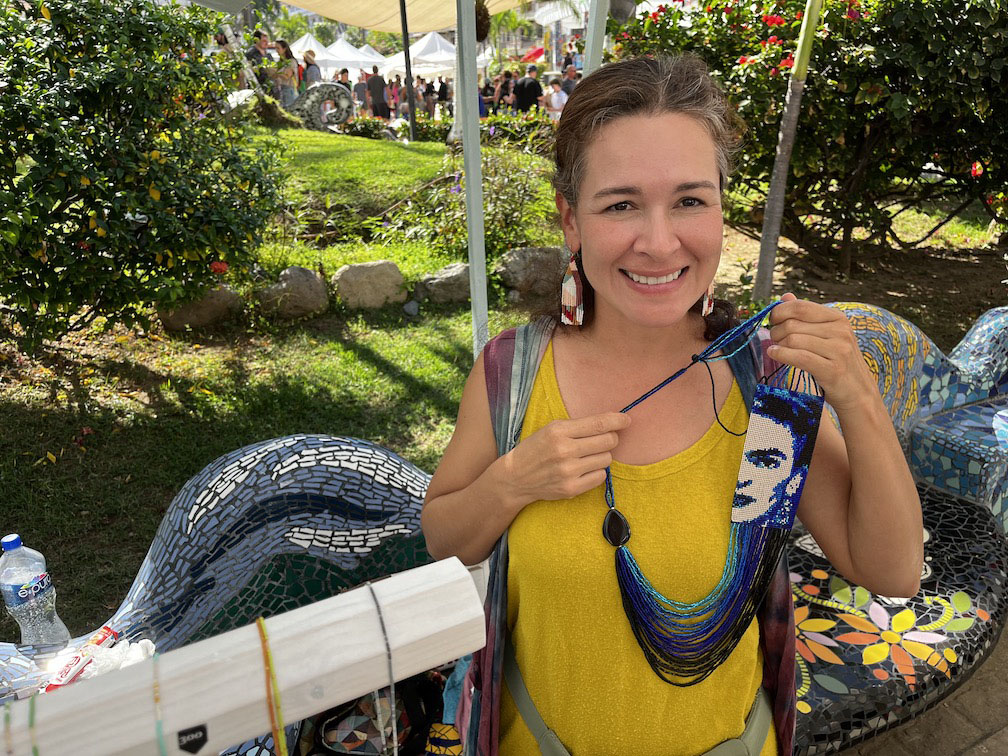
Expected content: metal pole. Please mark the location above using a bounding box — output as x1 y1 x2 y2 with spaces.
398 0 417 141
456 0 489 356
584 0 611 75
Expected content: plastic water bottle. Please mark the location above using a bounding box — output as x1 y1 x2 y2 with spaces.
0 534 70 645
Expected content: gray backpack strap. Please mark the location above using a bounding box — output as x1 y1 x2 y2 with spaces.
503 640 571 756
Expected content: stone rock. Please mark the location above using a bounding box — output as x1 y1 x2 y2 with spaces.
331 260 407 309
403 300 420 316
257 266 329 319
417 262 470 303
495 246 566 298
157 286 243 332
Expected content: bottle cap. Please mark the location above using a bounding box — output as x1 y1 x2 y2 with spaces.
1 534 22 552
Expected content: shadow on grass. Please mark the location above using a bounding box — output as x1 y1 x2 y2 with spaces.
0 358 454 637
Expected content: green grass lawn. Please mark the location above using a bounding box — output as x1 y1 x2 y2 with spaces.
275 130 446 215
0 306 527 638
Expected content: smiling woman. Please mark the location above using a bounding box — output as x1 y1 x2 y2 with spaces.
421 55 923 756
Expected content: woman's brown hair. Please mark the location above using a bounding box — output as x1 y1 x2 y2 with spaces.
546 54 744 338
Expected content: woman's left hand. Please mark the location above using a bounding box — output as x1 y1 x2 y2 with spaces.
766 293 875 413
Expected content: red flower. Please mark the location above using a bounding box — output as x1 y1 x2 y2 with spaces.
971 161 984 178
760 39 768 47
209 260 229 274
846 8 861 20
780 54 795 69
705 4 712 11
770 67 779 76
738 56 749 64
650 11 660 22
768 35 779 44
796 10 803 19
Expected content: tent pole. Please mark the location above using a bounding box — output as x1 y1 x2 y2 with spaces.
398 0 417 141
584 0 610 75
456 0 489 357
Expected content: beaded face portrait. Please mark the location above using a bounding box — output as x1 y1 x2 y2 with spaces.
732 386 823 529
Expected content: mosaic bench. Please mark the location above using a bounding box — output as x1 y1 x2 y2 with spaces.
2 303 1007 756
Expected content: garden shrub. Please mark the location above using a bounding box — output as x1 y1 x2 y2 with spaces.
396 114 453 143
394 112 554 155
369 148 553 264
340 116 393 139
0 0 284 348
480 111 554 157
611 0 1007 272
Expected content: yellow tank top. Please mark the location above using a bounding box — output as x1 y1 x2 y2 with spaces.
499 340 776 756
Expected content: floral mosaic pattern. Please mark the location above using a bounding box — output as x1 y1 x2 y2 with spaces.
790 485 1008 755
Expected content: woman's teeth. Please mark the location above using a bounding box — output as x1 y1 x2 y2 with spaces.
625 268 684 285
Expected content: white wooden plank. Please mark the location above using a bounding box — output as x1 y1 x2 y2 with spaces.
4 558 484 755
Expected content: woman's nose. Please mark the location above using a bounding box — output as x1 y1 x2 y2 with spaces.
636 212 682 257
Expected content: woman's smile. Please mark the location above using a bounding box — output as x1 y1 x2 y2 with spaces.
622 266 688 290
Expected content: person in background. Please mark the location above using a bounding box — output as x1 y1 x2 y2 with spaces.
244 29 270 90
482 76 497 115
513 63 544 113
561 64 578 97
445 77 455 118
367 64 391 120
353 72 369 115
545 76 568 121
336 68 352 92
272 39 298 108
391 74 402 114
303 50 321 86
497 70 514 114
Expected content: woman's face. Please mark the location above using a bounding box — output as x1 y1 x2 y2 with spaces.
557 112 724 331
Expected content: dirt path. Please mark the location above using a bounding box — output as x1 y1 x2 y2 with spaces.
715 225 1007 352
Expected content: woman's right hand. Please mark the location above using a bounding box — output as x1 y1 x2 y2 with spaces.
501 412 630 505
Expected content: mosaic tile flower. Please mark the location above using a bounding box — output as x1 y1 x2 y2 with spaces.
835 601 953 689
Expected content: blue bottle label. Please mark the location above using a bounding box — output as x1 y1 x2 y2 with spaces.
1 573 53 608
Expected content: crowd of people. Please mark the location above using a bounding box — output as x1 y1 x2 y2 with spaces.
242 28 582 122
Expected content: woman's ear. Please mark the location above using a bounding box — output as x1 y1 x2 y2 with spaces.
555 190 581 252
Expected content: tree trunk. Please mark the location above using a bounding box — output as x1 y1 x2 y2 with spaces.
838 217 854 279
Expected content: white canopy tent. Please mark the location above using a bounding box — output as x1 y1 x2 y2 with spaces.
380 31 456 79
288 31 343 77
324 36 376 80
357 44 388 64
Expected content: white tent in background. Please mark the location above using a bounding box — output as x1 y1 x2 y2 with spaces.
325 36 376 80
287 32 344 78
381 30 456 78
289 31 330 59
357 43 387 63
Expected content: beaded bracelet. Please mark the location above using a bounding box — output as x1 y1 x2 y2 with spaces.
4 700 12 756
152 652 168 756
255 617 289 756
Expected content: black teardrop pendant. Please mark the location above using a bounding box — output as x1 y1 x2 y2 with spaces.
603 508 631 547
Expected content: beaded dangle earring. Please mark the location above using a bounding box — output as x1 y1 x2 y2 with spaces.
560 247 584 326
701 282 715 317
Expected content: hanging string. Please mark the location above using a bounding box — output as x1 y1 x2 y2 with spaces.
4 701 12 756
366 581 398 756
255 617 289 756
152 653 168 756
28 693 38 756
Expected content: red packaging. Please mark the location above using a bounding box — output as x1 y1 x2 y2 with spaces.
44 625 118 692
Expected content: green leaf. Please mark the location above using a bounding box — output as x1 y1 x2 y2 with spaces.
946 617 975 633
951 591 972 613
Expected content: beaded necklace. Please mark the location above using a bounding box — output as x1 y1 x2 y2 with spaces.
600 302 824 685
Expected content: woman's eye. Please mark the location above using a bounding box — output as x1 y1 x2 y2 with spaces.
607 201 631 212
680 197 704 208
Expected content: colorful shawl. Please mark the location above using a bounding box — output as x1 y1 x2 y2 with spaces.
457 317 797 756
